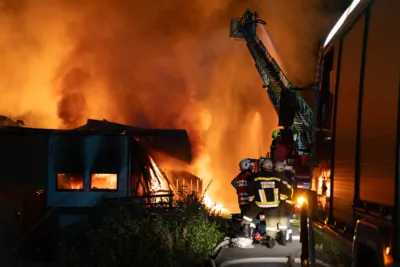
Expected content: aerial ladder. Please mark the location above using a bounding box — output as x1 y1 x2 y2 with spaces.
229 11 316 157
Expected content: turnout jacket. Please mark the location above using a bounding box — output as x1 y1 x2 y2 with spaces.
247 170 292 208
231 169 253 205
276 171 294 205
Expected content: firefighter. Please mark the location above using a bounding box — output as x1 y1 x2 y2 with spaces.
270 130 280 162
243 8 253 23
231 158 253 220
272 129 280 140
241 159 292 247
274 161 294 243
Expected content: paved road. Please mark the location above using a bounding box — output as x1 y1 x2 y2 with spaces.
213 223 332 267
215 225 301 263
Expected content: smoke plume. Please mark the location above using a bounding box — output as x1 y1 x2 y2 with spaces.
0 0 349 211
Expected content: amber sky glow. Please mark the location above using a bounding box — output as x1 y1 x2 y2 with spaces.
0 0 345 212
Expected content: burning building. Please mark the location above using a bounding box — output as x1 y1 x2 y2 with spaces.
0 118 202 261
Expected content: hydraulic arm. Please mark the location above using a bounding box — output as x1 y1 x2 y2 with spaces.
229 11 314 153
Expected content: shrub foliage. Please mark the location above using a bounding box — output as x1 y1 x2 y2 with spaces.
63 190 224 267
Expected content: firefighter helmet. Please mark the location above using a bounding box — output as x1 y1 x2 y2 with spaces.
239 158 252 170
272 130 280 139
261 158 273 170
275 161 285 172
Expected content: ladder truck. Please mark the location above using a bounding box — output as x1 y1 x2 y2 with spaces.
230 10 315 222
227 0 400 266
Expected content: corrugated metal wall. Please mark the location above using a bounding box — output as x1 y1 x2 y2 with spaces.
332 13 365 225
358 0 400 206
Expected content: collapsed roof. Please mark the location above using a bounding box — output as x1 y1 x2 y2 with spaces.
0 115 25 127
75 119 192 164
0 117 192 164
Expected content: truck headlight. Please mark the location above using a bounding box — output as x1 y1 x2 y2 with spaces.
296 196 306 207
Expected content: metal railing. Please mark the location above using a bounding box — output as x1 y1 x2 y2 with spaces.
119 192 175 208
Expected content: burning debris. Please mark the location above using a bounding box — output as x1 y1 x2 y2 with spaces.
0 115 25 127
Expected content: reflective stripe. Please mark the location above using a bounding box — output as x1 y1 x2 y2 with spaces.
255 202 279 208
243 216 253 222
261 189 267 202
274 188 279 201
278 225 288 229
286 229 293 240
258 190 264 202
248 196 255 201
250 223 256 228
237 180 248 186
254 177 281 182
266 227 278 231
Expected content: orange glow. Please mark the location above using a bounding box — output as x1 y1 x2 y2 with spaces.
91 173 117 190
148 156 172 194
1 0 298 213
386 246 391 255
57 173 84 190
316 169 331 197
203 195 228 214
384 246 393 265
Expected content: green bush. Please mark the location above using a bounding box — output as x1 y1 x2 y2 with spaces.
63 191 224 267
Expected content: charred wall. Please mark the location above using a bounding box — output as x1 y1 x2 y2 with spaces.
0 129 50 189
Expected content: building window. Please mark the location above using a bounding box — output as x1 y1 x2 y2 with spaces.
90 173 118 191
57 173 84 190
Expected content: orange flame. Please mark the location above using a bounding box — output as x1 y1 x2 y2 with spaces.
148 156 171 194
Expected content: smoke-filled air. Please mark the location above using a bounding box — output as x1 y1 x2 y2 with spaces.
0 0 349 212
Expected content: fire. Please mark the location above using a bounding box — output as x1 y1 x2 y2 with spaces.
190 152 230 214
56 173 84 190
1 1 278 216
91 173 117 190
317 169 331 197
203 195 228 214
148 156 171 194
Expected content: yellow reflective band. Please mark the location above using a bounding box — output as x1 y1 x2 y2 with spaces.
249 196 255 201
255 201 280 205
254 177 281 182
261 189 267 202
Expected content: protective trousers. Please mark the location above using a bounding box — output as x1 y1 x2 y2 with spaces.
264 204 288 237
240 204 249 219
241 202 262 226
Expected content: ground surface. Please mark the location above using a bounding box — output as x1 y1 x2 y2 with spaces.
213 225 331 267
214 226 301 265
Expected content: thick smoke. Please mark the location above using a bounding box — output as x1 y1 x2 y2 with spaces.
57 68 90 128
0 0 348 211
